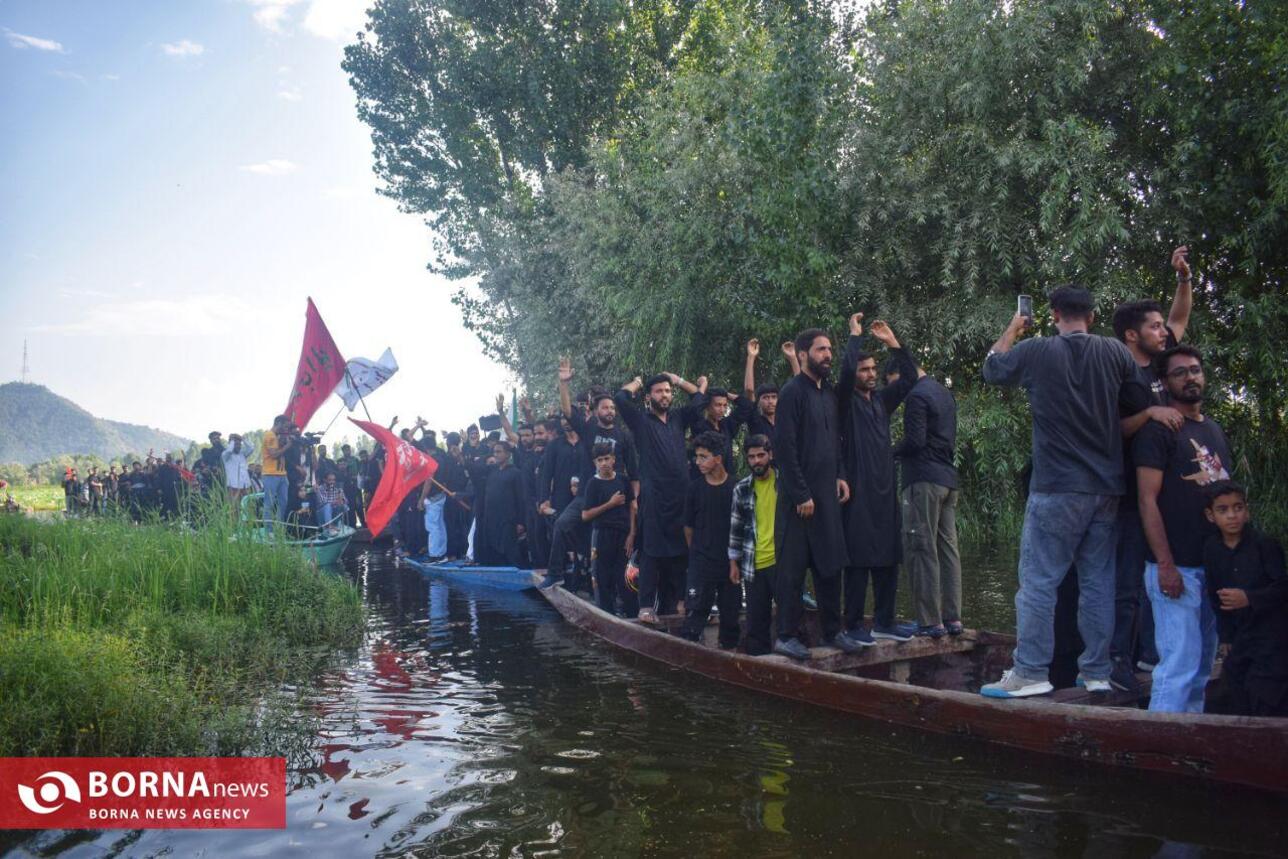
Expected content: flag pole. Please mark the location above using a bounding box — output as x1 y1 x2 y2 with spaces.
347 367 374 423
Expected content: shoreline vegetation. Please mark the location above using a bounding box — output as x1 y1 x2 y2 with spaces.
0 500 364 759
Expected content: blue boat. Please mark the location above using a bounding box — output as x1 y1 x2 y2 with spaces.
402 556 538 591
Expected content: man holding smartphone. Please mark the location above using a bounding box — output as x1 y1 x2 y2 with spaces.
980 286 1137 698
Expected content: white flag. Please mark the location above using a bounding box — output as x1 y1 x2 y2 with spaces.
337 348 398 410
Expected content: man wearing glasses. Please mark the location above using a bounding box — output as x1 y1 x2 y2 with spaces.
1134 345 1232 713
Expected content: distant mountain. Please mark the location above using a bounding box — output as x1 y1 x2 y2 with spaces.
0 382 192 465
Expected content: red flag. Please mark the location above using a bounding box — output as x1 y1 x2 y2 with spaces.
350 418 438 538
284 298 347 429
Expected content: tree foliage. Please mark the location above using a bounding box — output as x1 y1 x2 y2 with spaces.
347 0 1288 534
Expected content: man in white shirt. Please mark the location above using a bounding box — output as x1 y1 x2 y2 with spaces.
221 433 253 523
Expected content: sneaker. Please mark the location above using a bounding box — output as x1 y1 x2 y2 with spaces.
916 624 947 638
773 638 811 661
802 592 818 611
537 573 564 590
1076 675 1113 694
945 620 965 636
1109 659 1141 694
980 669 1054 699
871 624 913 642
637 609 660 626
846 627 875 646
828 631 873 654
1136 659 1157 673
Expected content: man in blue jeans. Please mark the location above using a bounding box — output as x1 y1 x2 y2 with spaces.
980 286 1137 698
1134 345 1231 712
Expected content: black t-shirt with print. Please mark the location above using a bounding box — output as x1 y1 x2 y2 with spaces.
684 474 735 575
1133 415 1233 567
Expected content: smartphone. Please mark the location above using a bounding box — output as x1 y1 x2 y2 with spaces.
478 414 503 432
1018 294 1034 324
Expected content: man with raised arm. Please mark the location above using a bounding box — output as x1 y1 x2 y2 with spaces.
743 338 797 447
614 372 697 623
772 328 851 660
1107 245 1196 689
540 358 641 591
837 314 919 645
683 374 753 480
980 285 1137 699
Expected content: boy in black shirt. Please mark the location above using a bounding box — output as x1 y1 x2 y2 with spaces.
681 431 739 647
582 442 637 616
1202 482 1288 717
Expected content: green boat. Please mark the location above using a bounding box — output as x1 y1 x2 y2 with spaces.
239 492 355 567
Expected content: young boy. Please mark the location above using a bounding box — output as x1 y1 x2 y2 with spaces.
1202 481 1288 717
581 443 637 616
681 431 740 647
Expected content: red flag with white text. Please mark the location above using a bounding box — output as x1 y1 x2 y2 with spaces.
350 419 438 538
283 298 346 429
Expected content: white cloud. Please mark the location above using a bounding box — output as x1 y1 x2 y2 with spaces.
160 39 204 58
246 0 305 33
101 73 121 81
33 294 256 337
51 69 87 83
277 86 302 101
302 0 368 41
240 159 299 176
4 28 65 52
59 287 119 300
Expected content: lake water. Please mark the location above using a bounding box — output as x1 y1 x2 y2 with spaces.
9 547 1288 858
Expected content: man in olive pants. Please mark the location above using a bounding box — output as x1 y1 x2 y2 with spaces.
892 364 963 635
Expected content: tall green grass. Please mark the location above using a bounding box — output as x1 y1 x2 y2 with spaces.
0 500 363 758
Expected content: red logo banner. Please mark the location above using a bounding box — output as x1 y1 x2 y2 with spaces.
349 418 439 538
0 758 286 830
284 297 347 430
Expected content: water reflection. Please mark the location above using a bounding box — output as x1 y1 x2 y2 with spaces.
8 548 1287 858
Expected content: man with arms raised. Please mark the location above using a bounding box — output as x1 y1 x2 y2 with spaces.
615 372 697 623
981 286 1136 698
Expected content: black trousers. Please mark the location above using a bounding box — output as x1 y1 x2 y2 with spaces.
547 497 588 577
682 565 742 647
844 565 897 631
744 563 776 655
642 553 688 616
343 479 362 526
592 528 636 616
445 502 471 558
775 537 841 643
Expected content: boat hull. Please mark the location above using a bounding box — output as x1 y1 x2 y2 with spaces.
404 557 537 591
539 584 1288 793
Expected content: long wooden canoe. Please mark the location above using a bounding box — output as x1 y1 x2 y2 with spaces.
538 582 1288 793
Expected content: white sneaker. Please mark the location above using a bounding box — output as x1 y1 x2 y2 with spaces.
1076 675 1112 693
1136 659 1157 672
980 669 1054 699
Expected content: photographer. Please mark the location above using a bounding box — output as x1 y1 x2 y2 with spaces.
262 414 298 530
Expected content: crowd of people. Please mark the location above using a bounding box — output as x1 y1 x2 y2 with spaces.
363 245 1283 719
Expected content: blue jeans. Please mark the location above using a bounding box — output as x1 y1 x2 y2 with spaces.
423 495 447 556
1013 492 1119 682
262 475 289 531
1144 562 1217 713
319 501 347 527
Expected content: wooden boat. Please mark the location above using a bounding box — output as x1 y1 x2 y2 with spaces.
402 556 536 591
238 492 355 566
538 584 1288 793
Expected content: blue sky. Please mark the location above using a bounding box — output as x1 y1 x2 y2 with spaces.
1 0 511 443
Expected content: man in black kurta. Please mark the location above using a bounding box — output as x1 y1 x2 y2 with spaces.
837 316 918 642
481 442 528 568
683 387 753 479
615 373 694 621
774 329 852 659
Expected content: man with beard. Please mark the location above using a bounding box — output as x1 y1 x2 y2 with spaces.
541 360 640 591
981 286 1137 698
773 328 852 660
837 314 919 644
1135 345 1231 712
743 339 800 445
1108 245 1195 689
480 440 529 567
615 371 698 623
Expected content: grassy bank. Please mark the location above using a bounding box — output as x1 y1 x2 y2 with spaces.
0 511 364 758
5 485 63 512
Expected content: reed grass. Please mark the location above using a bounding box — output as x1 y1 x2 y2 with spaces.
0 496 363 758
